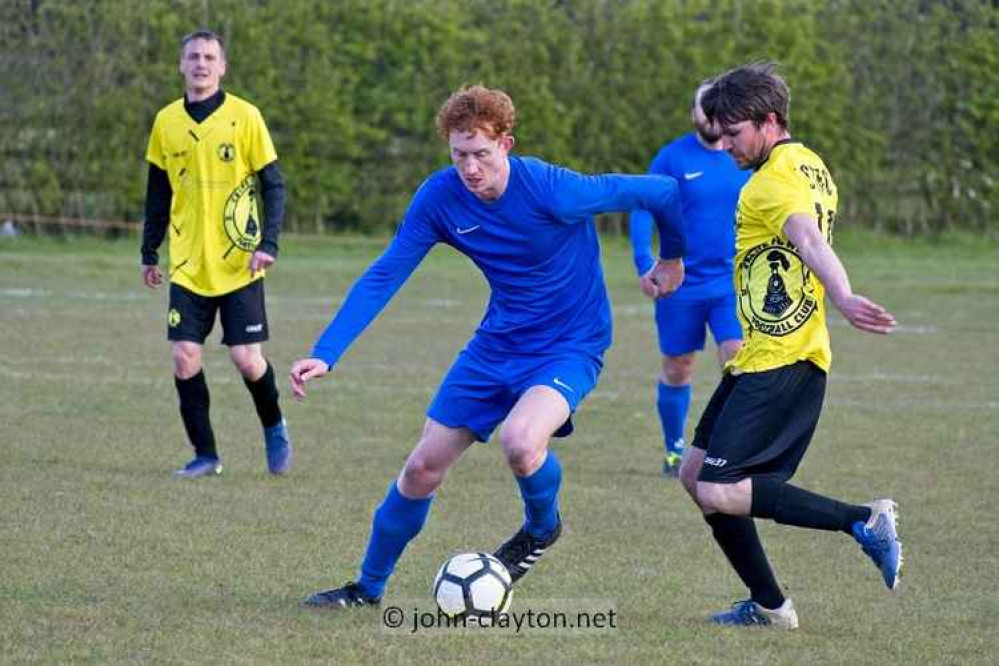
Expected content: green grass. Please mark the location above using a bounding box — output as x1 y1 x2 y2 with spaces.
1 231 997 664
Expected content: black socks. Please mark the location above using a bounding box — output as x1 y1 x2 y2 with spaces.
243 361 282 429
705 513 785 610
751 476 871 534
175 370 217 458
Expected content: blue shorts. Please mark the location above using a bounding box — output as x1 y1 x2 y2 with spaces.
427 344 603 443
654 291 742 357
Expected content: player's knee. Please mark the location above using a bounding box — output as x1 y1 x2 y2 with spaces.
171 343 202 378
501 441 540 476
662 356 695 385
401 452 446 493
499 424 545 475
696 482 725 514
505 449 542 476
229 346 263 378
697 482 745 515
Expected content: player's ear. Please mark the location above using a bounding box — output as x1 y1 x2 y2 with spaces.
499 133 515 152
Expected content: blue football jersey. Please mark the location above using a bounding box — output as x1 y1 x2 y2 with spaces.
312 155 684 367
631 132 748 298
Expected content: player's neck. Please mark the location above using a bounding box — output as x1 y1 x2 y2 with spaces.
186 85 221 103
760 130 793 162
694 132 723 151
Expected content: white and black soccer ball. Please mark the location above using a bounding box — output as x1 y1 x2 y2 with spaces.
433 552 513 620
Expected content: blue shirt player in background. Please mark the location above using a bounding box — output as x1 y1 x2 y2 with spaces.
630 80 749 477
289 85 686 609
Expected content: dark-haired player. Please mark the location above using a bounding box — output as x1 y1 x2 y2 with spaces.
680 62 901 629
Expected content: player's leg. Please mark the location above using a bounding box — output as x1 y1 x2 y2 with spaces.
306 346 506 609
221 280 290 474
492 385 569 583
678 443 705 503
168 284 221 477
500 385 571 533
697 362 896 586
654 297 707 476
697 362 899 628
493 354 601 583
360 420 476 597
680 374 790 624
305 419 475 609
659 353 695 475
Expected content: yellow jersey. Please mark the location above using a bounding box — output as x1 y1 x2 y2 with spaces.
728 140 837 373
146 93 277 296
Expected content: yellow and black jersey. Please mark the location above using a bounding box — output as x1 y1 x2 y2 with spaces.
146 93 277 296
728 140 837 374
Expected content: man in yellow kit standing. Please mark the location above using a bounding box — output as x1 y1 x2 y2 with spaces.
141 29 291 477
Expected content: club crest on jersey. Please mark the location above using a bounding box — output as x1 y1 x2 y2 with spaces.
222 174 261 255
217 143 235 162
738 238 817 337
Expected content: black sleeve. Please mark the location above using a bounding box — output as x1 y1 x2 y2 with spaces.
256 161 286 258
141 164 172 266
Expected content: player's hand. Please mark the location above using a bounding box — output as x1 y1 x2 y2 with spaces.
638 273 658 299
250 250 276 277
647 258 684 298
142 265 164 289
290 357 330 399
833 294 896 334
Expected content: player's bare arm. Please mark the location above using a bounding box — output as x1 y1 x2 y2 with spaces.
784 214 896 335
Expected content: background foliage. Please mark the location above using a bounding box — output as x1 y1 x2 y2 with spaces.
1 0 996 236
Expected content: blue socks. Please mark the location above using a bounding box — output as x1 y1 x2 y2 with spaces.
516 451 562 539
358 482 433 599
356 452 563 598
657 382 691 455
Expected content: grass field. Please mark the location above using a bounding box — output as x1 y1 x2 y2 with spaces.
1 231 997 664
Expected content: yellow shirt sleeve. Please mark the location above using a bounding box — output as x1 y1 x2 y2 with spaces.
246 106 278 171
146 114 166 170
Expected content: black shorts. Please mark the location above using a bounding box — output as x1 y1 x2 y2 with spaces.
167 279 269 346
692 361 826 484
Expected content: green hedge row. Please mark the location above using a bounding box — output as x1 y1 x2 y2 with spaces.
2 0 996 236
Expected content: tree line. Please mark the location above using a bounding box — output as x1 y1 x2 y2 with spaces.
1 0 996 237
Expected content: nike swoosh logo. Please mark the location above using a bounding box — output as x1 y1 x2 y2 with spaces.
456 225 480 235
553 377 575 392
684 171 703 180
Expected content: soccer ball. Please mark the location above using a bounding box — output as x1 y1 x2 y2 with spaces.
433 552 513 621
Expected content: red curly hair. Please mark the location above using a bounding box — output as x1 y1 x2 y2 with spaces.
435 85 516 140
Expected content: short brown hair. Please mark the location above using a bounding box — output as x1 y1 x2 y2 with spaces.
701 62 790 129
181 29 226 59
435 85 516 140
